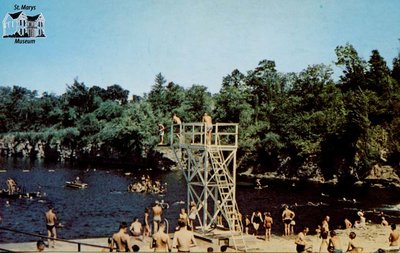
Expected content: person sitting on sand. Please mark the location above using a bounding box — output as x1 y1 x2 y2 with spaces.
344 218 352 229
381 217 389 226
346 231 363 253
295 227 310 253
129 217 143 241
389 224 399 247
328 230 343 253
354 211 366 229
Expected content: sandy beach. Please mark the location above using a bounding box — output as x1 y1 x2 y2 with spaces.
0 224 398 252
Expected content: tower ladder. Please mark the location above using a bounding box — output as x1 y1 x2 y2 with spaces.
207 146 247 252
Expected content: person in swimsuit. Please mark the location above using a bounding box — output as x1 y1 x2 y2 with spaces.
344 218 352 229
282 205 295 236
144 208 150 237
328 230 343 253
251 211 263 236
322 216 330 235
152 202 163 235
172 113 182 140
346 231 363 253
318 230 329 253
158 124 165 145
244 214 251 234
389 223 399 247
45 205 57 248
129 217 143 241
264 212 273 241
188 202 197 231
36 240 46 252
202 113 213 145
112 222 133 252
152 222 171 252
179 208 189 224
295 227 309 253
172 219 197 252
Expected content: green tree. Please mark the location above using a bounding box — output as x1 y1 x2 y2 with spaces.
335 43 367 92
182 85 212 122
148 73 167 115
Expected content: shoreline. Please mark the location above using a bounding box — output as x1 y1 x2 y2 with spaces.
238 169 400 189
0 224 398 252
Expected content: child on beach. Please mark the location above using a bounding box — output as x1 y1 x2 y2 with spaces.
264 212 273 241
346 231 363 253
328 230 343 253
389 224 399 247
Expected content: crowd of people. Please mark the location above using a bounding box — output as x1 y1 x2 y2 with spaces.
6 177 18 194
240 205 399 253
127 175 166 194
35 192 400 253
106 200 198 252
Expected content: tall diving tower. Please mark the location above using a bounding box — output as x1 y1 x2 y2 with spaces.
170 123 247 251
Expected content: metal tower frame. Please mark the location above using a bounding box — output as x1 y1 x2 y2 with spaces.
170 123 247 251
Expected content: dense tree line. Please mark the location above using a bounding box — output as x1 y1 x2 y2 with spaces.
1 44 400 181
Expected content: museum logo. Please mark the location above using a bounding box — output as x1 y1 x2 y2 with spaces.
2 4 46 44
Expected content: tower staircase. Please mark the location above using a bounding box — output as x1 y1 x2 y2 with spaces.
170 122 248 251
207 146 247 251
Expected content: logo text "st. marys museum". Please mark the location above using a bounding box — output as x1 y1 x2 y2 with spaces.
2 8 46 44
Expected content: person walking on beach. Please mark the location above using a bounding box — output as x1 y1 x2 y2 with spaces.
282 205 295 236
264 212 273 241
202 113 213 145
389 223 399 247
152 222 171 252
45 205 57 248
251 210 263 236
172 219 197 252
328 230 343 253
112 222 133 252
152 202 163 235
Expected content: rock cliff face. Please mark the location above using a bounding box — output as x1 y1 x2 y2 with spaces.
0 137 71 161
0 136 176 170
365 164 400 187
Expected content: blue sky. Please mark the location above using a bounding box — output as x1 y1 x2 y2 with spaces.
1 0 399 97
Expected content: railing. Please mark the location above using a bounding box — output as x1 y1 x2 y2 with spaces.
170 123 238 148
0 226 111 252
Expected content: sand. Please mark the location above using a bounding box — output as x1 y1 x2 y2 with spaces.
0 224 398 252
